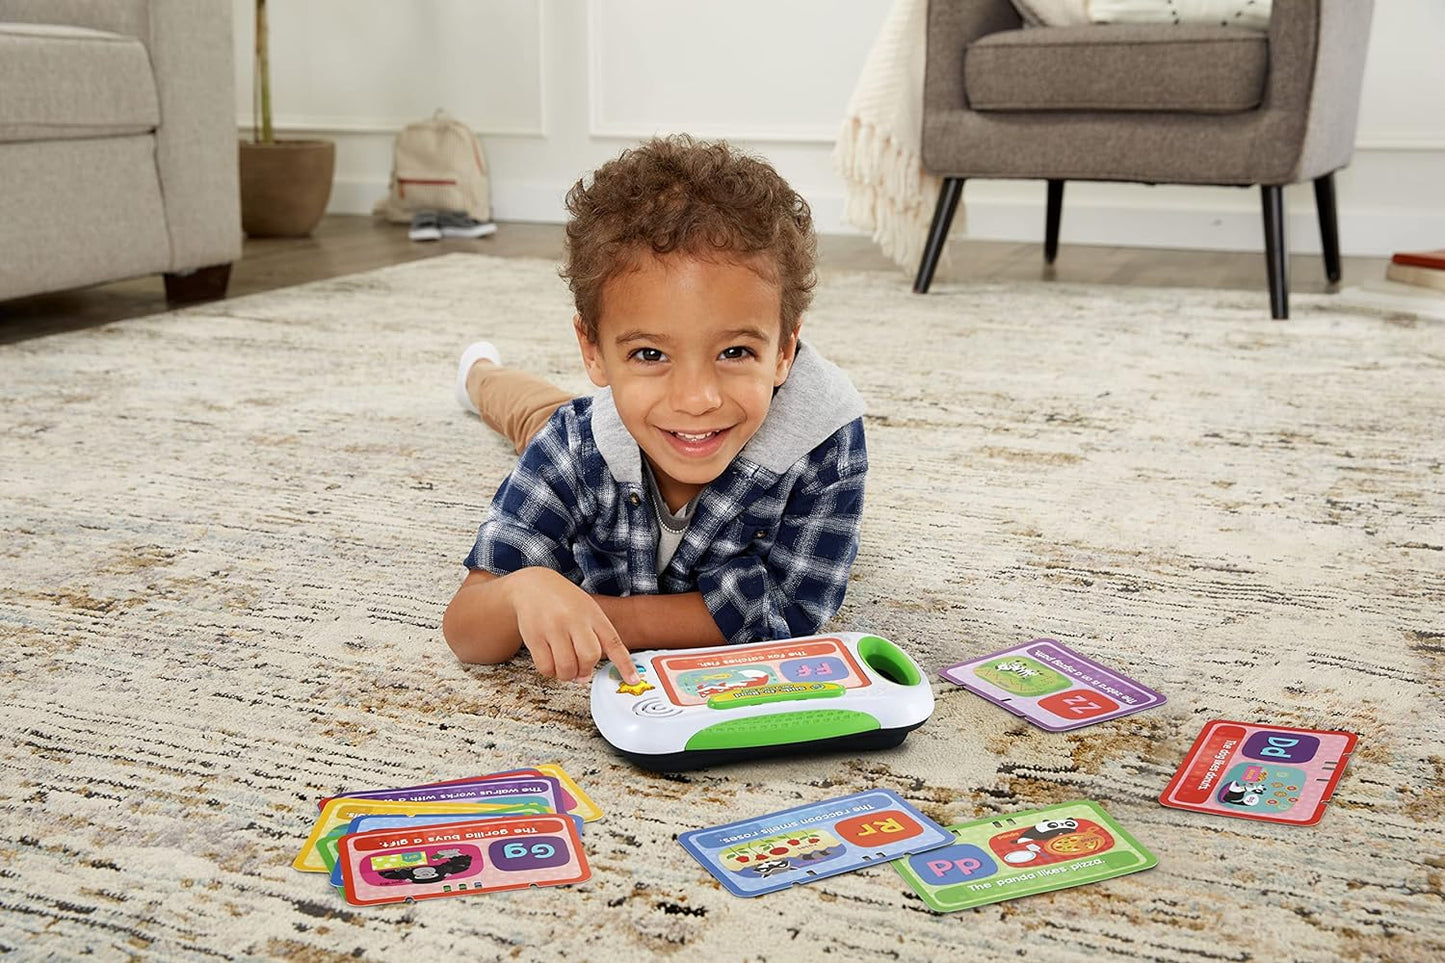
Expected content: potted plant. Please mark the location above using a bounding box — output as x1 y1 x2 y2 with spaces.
238 0 335 237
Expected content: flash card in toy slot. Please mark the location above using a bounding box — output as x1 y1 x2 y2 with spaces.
941 638 1164 731
891 800 1156 912
593 633 934 771
294 798 544 873
678 789 953 898
337 814 589 906
1160 720 1356 825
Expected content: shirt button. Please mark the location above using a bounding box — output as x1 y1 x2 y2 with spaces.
629 492 641 506
754 529 768 539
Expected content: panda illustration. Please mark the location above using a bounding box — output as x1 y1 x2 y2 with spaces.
1017 818 1079 844
1001 818 1080 865
1219 779 1269 808
376 848 473 884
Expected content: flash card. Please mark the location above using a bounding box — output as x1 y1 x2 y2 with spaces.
322 806 571 888
678 789 954 898
316 806 550 886
317 769 543 810
891 801 1156 912
322 775 564 813
338 814 589 906
294 798 545 873
350 765 604 822
1160 720 1356 825
941 638 1165 731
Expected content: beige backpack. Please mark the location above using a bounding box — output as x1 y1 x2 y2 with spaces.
373 110 492 224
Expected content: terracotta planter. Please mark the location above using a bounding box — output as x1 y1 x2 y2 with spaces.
238 139 335 238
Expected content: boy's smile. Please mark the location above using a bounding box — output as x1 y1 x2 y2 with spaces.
577 253 799 513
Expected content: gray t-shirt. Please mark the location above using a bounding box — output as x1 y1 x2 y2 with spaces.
643 463 697 573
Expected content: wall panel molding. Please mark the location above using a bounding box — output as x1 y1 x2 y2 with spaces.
583 0 882 144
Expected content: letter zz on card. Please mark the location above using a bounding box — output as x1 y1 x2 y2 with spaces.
338 814 588 906
941 639 1164 732
1159 720 1357 825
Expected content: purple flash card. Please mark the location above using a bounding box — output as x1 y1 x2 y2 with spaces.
332 776 564 812
940 639 1165 732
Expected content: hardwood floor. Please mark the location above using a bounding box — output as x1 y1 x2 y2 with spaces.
0 215 1392 345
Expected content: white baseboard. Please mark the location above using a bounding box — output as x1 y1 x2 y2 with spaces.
328 178 1440 258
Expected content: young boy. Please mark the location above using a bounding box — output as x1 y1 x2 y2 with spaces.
441 136 867 686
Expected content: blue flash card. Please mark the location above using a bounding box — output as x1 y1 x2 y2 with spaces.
678 789 953 897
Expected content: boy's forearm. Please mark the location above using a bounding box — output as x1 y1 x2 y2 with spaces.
593 591 726 651
445 570 725 665
442 572 524 665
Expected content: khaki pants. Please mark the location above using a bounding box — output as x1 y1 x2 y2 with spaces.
468 362 574 454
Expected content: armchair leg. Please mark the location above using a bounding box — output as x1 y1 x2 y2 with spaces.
1260 185 1289 320
1044 180 1064 264
164 263 232 304
913 177 964 294
1314 172 1342 284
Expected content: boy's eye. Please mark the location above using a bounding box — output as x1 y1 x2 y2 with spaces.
629 348 666 363
719 346 756 361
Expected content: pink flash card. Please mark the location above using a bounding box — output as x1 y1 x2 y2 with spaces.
941 639 1165 731
338 813 589 906
1159 720 1357 826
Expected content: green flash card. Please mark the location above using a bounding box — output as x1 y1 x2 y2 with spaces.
891 800 1156 912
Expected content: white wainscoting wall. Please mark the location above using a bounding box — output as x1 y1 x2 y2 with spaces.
234 0 1445 257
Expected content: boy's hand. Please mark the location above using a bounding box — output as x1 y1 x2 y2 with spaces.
508 568 640 685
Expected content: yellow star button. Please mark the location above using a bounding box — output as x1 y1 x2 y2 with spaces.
616 679 655 696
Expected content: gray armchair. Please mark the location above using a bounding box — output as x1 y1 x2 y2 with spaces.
915 0 1374 318
0 0 241 303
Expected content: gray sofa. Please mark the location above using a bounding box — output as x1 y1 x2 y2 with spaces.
914 0 1374 318
0 0 241 303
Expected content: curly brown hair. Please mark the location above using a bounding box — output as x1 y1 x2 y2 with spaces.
562 135 816 343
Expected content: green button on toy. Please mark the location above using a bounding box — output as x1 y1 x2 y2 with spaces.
706 681 846 709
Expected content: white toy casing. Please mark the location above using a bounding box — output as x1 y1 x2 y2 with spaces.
589 632 934 771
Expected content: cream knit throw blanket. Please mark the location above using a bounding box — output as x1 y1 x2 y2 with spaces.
834 0 944 272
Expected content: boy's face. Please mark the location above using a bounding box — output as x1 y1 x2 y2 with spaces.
576 253 799 512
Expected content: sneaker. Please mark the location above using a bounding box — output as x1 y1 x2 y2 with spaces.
408 211 442 241
438 210 498 239
455 341 503 415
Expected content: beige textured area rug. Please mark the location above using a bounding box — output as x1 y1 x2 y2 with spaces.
2 253 1442 961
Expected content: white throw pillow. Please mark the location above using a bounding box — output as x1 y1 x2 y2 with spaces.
1088 0 1272 30
1010 1 1091 27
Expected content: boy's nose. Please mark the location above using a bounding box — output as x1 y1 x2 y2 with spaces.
670 369 722 415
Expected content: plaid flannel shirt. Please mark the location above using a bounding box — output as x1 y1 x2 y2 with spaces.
465 343 868 645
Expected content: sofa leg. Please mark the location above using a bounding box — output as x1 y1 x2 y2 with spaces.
1314 172 1342 284
1044 179 1064 264
164 263 232 304
913 177 964 294
1260 185 1289 320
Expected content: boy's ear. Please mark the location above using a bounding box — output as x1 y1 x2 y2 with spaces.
774 321 802 387
575 315 610 388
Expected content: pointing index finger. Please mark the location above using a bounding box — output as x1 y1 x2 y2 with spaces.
602 633 640 686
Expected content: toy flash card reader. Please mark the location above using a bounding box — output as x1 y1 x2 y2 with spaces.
590 632 934 771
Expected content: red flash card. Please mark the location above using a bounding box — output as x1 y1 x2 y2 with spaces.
1159 720 1356 826
338 813 589 906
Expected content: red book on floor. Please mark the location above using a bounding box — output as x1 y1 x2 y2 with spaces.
1386 248 1445 292
1390 248 1445 270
